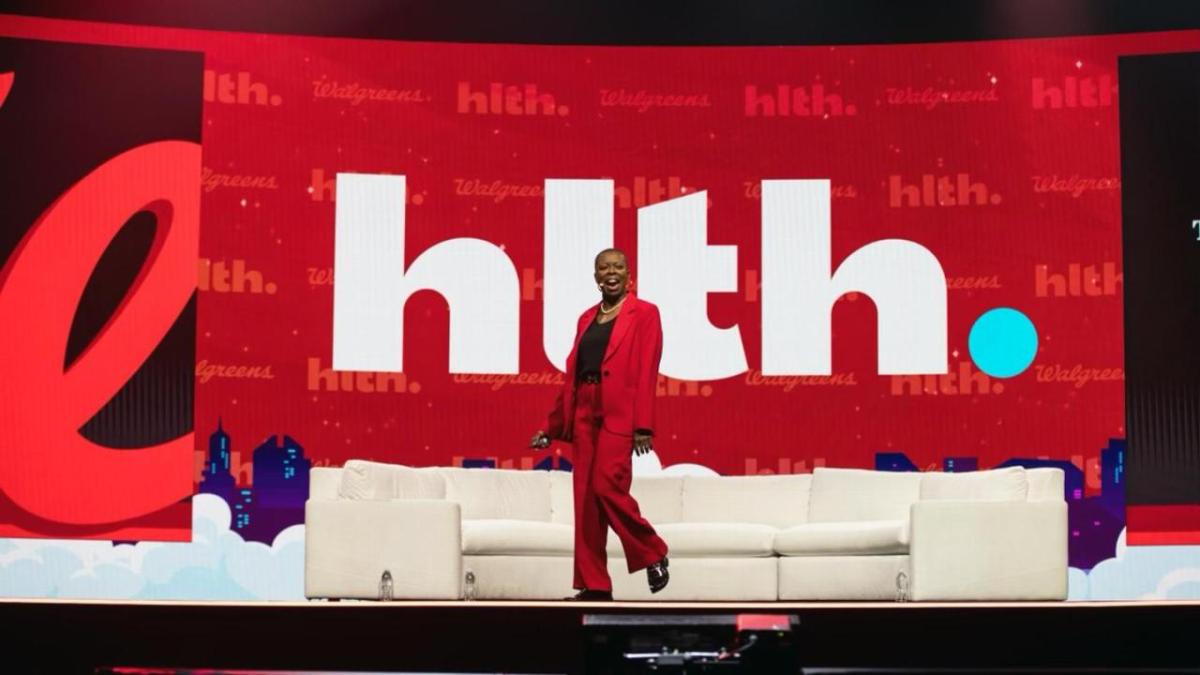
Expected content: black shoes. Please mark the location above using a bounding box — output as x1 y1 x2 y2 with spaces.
647 556 670 593
565 589 614 601
566 557 669 600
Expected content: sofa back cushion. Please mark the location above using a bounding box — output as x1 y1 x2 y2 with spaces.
919 467 1028 502
310 467 343 500
681 474 811 528
549 474 684 524
1026 467 1065 502
631 476 685 523
550 470 573 525
338 460 446 500
439 468 552 521
808 468 922 523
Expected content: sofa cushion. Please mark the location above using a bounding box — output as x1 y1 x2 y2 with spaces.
1026 468 1065 502
778 555 910 601
608 523 777 558
338 460 445 500
774 520 908 556
549 470 573 525
440 468 552 521
310 466 343 501
808 468 923 523
461 519 572 556
919 467 1028 502
554 475 684 525
681 474 811 528
630 476 684 523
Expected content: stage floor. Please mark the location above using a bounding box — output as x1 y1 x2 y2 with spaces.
5 598 1198 673
10 597 1200 608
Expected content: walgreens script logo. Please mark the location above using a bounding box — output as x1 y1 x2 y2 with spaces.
0 140 199 526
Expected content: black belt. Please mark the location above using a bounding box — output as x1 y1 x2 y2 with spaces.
578 372 602 384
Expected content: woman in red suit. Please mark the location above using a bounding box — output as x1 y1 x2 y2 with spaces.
531 248 670 601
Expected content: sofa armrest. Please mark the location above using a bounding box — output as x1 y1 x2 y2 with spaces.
909 500 1067 601
305 499 462 600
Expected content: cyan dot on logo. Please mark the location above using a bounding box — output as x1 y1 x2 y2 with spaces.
968 308 1038 378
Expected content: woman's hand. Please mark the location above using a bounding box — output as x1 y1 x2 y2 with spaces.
530 430 552 450
632 431 653 456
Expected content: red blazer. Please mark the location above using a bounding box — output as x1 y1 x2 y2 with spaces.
545 294 663 441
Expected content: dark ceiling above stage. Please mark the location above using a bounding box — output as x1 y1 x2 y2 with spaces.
5 0 1200 45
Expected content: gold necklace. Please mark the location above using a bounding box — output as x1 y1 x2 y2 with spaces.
599 295 627 315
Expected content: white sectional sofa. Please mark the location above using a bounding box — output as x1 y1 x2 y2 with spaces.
304 462 1067 602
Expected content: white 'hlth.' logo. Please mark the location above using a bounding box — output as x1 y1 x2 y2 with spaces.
332 175 947 378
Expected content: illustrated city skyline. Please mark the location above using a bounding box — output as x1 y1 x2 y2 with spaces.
198 418 312 544
197 418 1123 568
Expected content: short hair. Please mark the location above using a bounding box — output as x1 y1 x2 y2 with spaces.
594 247 627 266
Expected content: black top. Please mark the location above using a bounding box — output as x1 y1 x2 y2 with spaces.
573 312 653 437
575 314 616 382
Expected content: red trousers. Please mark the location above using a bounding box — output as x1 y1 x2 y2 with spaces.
571 382 669 591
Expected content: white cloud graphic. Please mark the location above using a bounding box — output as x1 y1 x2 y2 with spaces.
633 450 720 477
1076 528 1200 601
631 449 664 475
1067 567 1090 600
0 494 305 601
1145 567 1200 600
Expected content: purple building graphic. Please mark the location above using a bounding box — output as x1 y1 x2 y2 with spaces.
875 452 919 472
199 420 311 544
943 457 979 472
200 419 237 506
462 454 574 472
